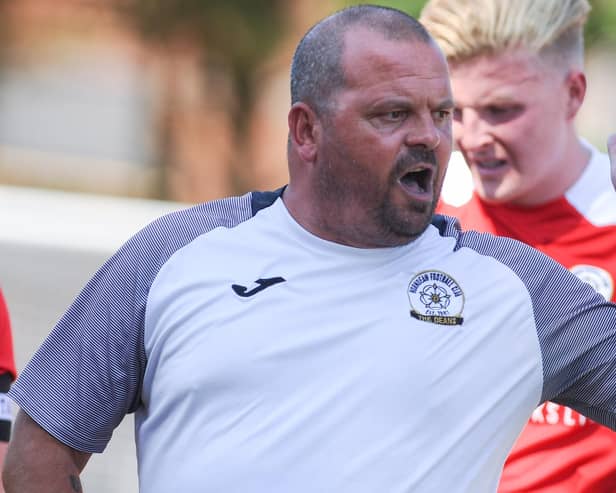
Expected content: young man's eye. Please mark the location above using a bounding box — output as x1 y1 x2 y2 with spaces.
481 104 522 123
487 106 508 115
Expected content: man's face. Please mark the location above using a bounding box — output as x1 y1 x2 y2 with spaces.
450 50 573 205
313 28 453 248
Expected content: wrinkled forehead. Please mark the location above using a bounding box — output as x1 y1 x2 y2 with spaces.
340 27 450 86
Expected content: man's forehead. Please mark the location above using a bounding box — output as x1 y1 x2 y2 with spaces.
342 27 443 70
339 28 449 91
342 25 428 56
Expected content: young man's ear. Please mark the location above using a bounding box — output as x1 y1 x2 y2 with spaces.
564 70 587 120
288 102 320 162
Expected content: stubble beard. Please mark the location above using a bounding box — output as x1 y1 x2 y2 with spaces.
377 190 436 244
314 151 439 248
381 146 442 242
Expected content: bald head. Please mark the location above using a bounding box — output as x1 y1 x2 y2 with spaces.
290 5 434 116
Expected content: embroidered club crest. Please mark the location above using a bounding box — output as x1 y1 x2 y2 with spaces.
407 270 465 325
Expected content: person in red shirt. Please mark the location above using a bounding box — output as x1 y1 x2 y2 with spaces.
0 289 16 493
421 0 616 491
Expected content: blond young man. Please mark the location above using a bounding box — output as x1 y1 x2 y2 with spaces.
422 0 616 491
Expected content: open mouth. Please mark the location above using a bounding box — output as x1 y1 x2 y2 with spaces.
399 167 433 195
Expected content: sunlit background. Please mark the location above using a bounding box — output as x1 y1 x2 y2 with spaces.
1 1 615 491
1 0 615 202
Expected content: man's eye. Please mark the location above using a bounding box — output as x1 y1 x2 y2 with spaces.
378 110 409 123
385 110 407 121
434 110 452 122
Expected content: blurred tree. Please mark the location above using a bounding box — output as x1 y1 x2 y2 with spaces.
586 0 616 47
340 0 616 42
118 0 614 200
0 0 13 66
127 0 285 99
119 0 287 197
336 0 427 17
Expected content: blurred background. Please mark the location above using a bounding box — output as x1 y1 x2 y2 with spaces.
0 0 615 491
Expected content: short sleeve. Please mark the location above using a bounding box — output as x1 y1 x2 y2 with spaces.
8 194 256 452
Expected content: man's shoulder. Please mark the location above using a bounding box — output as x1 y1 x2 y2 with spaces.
134 189 282 250
96 190 282 289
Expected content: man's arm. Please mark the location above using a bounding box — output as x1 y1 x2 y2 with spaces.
0 444 7 493
2 410 91 493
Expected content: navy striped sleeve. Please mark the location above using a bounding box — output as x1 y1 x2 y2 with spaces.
451 224 616 429
9 193 256 453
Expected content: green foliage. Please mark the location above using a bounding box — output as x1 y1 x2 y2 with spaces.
337 0 616 48
586 0 616 47
125 0 615 77
125 0 286 71
123 0 290 143
335 0 428 17
120 0 290 194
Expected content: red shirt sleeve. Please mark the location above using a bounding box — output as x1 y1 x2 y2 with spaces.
0 289 17 381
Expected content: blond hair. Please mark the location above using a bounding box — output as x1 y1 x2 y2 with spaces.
420 0 590 67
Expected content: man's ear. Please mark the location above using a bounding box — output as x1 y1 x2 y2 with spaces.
288 102 320 162
564 70 586 120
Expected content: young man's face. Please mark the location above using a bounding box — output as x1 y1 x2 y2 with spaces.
450 50 578 206
311 27 453 247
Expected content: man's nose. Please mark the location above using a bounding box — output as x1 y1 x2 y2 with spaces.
405 114 441 150
455 109 492 151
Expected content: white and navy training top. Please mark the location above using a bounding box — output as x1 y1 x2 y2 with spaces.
9 189 616 492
